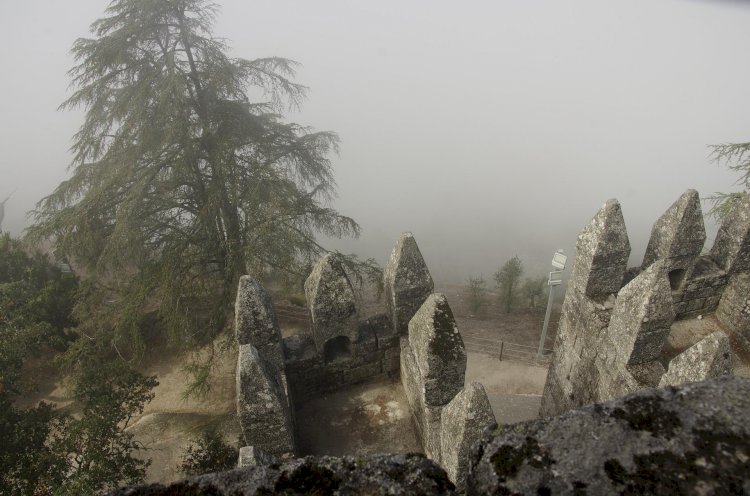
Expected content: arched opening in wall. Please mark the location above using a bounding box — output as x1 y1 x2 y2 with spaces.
668 269 687 291
324 336 352 364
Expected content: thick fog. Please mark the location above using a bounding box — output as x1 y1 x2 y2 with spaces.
1 0 748 282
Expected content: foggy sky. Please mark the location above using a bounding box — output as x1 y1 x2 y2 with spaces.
1 0 748 282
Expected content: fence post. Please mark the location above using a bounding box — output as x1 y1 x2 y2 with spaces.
499 341 504 361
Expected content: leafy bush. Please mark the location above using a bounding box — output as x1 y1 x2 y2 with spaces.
180 431 239 477
0 233 158 494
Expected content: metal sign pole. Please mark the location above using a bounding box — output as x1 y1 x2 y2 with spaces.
538 277 555 359
538 251 565 360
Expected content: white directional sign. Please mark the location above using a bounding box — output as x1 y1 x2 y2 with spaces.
551 251 567 270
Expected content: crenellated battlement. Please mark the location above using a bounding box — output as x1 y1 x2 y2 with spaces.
541 190 750 417
233 232 496 491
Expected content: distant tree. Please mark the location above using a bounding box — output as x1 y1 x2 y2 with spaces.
28 0 377 365
522 276 547 310
0 191 13 232
465 276 487 317
706 141 750 219
180 430 239 477
494 256 524 314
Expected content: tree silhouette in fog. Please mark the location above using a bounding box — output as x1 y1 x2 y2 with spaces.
30 0 372 359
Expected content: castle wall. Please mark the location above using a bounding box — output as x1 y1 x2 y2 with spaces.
282 313 400 403
400 292 496 492
541 190 749 417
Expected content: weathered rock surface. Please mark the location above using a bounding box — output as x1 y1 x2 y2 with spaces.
408 293 466 406
384 232 435 335
568 199 631 298
641 189 705 276
304 254 358 354
440 382 497 492
400 337 444 459
710 192 750 274
606 260 674 367
111 453 456 495
236 344 294 456
469 376 750 495
659 332 733 387
237 446 276 468
235 276 284 371
717 272 750 342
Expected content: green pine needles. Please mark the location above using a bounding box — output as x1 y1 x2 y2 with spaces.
29 0 368 356
707 142 750 219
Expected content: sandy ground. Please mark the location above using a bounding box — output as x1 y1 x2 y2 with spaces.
294 377 421 456
465 351 547 424
127 342 241 483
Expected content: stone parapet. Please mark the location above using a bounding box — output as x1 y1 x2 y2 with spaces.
384 232 434 335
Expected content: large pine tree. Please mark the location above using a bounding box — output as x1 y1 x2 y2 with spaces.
30 0 363 353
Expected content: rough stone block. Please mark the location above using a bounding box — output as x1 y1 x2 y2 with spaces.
408 293 466 406
357 320 379 354
236 344 295 455
710 193 750 274
568 199 631 298
235 277 284 371
606 260 675 366
282 334 318 368
237 446 276 468
382 355 400 373
115 453 456 495
717 272 750 341
470 376 750 495
376 327 400 351
440 382 497 491
343 361 383 385
383 344 401 360
642 189 705 274
626 361 666 387
659 332 733 387
384 232 435 335
304 254 358 353
359 313 392 339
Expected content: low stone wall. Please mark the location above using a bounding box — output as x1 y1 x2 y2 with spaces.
672 256 728 319
113 377 750 496
283 314 401 403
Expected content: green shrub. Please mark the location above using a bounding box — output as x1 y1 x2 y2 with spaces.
180 430 239 477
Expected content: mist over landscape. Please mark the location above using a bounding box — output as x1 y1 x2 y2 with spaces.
1 0 748 282
3 1 750 492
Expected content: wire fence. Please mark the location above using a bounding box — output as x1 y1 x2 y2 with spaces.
462 331 552 366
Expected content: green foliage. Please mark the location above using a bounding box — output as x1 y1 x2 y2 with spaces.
180 430 239 477
707 142 750 219
1 343 158 495
465 276 487 316
522 276 547 310
29 0 369 359
0 234 157 495
45 358 157 495
494 256 524 314
0 234 77 349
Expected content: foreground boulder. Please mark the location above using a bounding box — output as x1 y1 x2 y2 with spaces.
469 376 750 495
111 376 750 495
111 454 455 495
